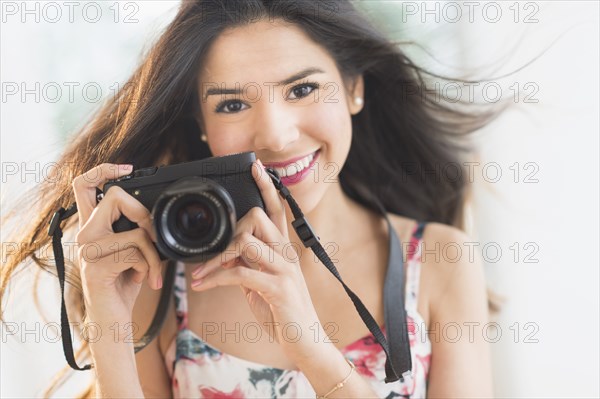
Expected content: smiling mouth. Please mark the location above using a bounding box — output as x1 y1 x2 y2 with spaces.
263 149 320 178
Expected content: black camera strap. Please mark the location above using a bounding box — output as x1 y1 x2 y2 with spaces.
48 204 177 371
48 204 92 371
48 171 412 383
265 168 412 383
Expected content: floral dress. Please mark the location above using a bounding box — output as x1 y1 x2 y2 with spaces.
164 222 431 398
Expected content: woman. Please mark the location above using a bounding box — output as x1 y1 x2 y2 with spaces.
2 1 501 398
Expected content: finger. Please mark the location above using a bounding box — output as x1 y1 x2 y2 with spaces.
192 231 291 280
80 185 155 242
79 228 163 290
191 232 257 280
73 163 133 228
191 207 295 279
253 160 288 237
112 247 150 285
238 206 288 250
191 263 277 294
79 238 161 289
190 254 238 280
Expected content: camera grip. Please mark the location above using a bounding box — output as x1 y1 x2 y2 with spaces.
112 215 139 233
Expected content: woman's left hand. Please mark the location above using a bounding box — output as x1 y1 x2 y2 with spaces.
190 160 324 363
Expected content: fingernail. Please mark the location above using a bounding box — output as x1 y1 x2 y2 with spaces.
191 279 203 288
156 275 163 289
120 164 133 171
257 159 264 169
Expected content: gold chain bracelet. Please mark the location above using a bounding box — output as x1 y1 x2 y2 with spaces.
316 358 356 399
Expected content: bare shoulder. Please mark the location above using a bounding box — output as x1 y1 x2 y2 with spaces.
385 215 488 325
385 215 493 396
417 222 489 324
408 224 493 396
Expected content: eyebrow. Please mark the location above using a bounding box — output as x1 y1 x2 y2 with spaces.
203 67 325 100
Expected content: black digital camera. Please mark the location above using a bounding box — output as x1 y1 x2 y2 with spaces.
103 152 265 262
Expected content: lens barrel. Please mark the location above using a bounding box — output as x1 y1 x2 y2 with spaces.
152 177 236 262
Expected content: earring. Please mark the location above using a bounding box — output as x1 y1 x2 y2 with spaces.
354 97 363 106
200 133 207 142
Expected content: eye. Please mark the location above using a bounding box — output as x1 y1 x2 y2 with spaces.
215 100 248 114
288 82 320 100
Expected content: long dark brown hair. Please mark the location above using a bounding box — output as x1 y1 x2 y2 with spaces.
1 1 507 397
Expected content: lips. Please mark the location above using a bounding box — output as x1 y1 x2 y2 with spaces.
262 149 320 169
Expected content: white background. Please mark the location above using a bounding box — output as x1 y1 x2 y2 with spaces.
1 1 599 397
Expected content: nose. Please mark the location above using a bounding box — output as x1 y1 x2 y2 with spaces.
252 102 299 152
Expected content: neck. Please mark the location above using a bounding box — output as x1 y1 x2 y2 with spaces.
284 181 374 272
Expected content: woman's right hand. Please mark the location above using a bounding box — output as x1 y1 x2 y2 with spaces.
72 163 164 337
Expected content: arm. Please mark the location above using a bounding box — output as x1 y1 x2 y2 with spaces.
88 272 172 399
424 224 494 398
70 163 171 398
89 331 144 398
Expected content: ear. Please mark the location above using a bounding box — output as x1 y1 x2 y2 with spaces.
347 75 365 115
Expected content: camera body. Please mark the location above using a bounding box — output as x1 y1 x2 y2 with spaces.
103 151 264 262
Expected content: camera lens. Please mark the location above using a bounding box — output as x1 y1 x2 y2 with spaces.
167 194 220 247
153 177 236 261
175 200 214 240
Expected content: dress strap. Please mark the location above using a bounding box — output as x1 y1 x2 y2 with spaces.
382 214 413 380
173 261 189 330
405 222 426 313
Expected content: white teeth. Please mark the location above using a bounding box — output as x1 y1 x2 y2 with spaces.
273 152 315 177
285 164 298 176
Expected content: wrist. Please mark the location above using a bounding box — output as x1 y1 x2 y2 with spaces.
295 345 362 398
279 319 339 367
316 358 356 398
88 341 143 398
83 313 136 343
293 340 343 371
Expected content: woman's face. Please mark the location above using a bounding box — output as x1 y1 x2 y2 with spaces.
197 19 363 213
